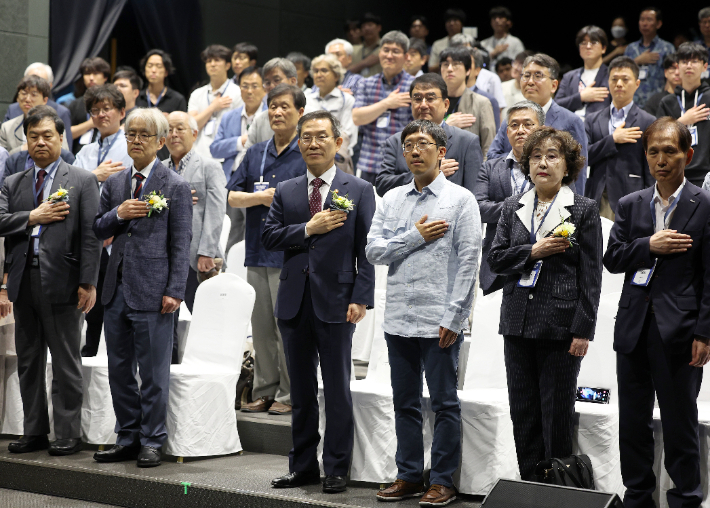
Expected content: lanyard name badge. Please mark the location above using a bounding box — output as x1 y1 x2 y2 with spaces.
205 81 231 136
677 91 703 146
146 87 167 108
376 111 391 129
637 41 656 80
510 167 528 194
97 133 119 166
253 139 271 193
518 194 558 288
31 158 61 241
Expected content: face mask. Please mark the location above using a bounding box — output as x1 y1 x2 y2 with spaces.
611 26 627 39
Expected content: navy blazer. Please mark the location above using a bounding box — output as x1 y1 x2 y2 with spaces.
486 101 588 194
262 169 376 324
585 103 655 211
210 103 267 179
603 183 710 354
555 64 611 115
93 160 193 311
488 188 602 341
4 100 74 148
375 122 483 197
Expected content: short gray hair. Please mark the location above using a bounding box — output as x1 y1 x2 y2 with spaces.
311 54 346 85
263 58 298 80
297 111 342 139
506 100 546 126
325 38 354 56
125 108 169 139
381 30 409 52
700 7 710 20
450 33 474 47
523 53 560 80
25 62 54 84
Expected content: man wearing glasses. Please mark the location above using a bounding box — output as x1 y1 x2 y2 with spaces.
376 73 483 196
93 108 193 468
486 54 588 194
367 119 480 506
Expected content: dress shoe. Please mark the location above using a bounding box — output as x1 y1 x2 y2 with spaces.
93 444 140 463
323 475 347 493
48 438 82 456
137 446 162 468
271 470 321 488
241 396 274 413
8 435 49 454
376 479 426 501
268 401 292 415
419 485 457 506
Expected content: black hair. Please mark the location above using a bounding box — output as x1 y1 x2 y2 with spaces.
23 105 64 136
267 84 306 109
201 44 233 63
439 46 472 72
444 8 467 24
575 26 609 48
17 75 51 98
113 70 143 90
80 57 111 79
140 49 175 76
84 83 126 111
410 73 448 100
662 53 678 70
489 6 512 20
408 38 429 57
287 52 312 71
608 56 640 80
520 127 586 185
410 15 430 30
676 42 709 64
401 119 447 147
297 111 341 139
495 57 513 72
233 42 258 62
640 6 662 22
360 12 382 26
238 66 263 85
643 117 692 153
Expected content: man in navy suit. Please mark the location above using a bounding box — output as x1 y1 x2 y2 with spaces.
486 54 588 194
376 73 483 197
604 118 710 508
264 111 375 494
585 56 656 220
92 108 193 468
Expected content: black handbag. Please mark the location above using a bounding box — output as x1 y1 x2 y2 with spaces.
534 455 595 490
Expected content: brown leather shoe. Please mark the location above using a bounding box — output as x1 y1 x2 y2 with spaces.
419 485 457 506
268 401 292 415
376 479 426 501
241 396 274 413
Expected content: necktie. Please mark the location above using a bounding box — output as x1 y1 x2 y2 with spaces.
133 173 145 199
612 108 625 129
35 169 47 198
309 178 323 217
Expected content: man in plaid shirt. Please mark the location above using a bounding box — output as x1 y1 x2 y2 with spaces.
353 31 415 185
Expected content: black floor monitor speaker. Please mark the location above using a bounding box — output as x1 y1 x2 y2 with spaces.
481 478 624 508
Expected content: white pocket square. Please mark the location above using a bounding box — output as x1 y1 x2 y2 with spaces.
628 174 642 178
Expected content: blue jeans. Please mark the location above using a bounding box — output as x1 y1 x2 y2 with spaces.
385 332 462 488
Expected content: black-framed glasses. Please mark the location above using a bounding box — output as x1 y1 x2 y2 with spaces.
126 133 158 143
521 71 551 83
412 94 442 105
90 106 116 117
402 140 438 153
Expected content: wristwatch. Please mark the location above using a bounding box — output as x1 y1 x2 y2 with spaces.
0 284 7 291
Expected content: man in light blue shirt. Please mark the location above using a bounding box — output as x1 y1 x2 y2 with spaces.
366 119 480 505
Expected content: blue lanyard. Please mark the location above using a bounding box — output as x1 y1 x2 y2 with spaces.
33 159 61 207
650 185 683 230
146 87 167 108
258 139 272 182
510 168 528 194
97 133 119 166
207 80 231 106
530 193 558 244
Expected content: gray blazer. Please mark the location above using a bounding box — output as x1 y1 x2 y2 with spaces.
162 151 227 271
93 160 193 311
0 159 102 303
452 88 497 156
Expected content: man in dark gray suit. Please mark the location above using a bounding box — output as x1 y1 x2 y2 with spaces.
0 106 101 456
92 108 192 467
375 73 483 197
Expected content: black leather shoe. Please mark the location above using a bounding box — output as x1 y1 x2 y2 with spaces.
8 435 49 454
271 470 321 488
137 446 161 468
48 438 82 456
94 444 140 463
323 475 347 493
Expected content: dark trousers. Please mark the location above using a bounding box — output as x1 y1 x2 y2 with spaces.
103 282 173 448
82 248 109 356
14 266 83 439
503 336 582 481
617 313 703 508
278 283 355 476
385 332 463 488
172 267 199 363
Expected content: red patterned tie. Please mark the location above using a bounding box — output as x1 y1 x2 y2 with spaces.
309 178 323 217
35 170 47 202
133 173 145 199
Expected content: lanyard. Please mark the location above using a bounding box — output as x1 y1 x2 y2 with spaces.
258 139 272 182
510 168 528 194
207 80 231 106
650 186 683 230
530 193 558 244
97 133 119 166
677 90 703 124
146 87 167 108
33 159 60 207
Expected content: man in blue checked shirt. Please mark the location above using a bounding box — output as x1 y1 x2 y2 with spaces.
352 31 415 185
366 119 481 506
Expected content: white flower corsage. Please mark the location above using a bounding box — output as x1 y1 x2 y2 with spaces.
45 186 71 204
551 215 577 247
143 190 169 217
329 189 354 213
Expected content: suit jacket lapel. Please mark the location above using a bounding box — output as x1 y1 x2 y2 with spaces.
515 187 536 233
180 154 200 183
596 64 609 88
545 102 559 126
443 123 455 155
128 161 167 232
625 104 639 129
668 184 700 234
20 168 35 211
49 160 70 196
294 174 311 224
537 185 573 238
499 159 513 196
314 169 348 244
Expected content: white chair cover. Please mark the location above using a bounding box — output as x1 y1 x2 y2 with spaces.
220 214 231 257
351 289 384 362
225 241 247 281
81 328 116 444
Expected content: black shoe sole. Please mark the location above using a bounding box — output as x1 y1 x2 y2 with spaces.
48 446 82 456
94 451 140 463
137 461 161 468
8 446 49 454
323 486 347 493
272 477 321 488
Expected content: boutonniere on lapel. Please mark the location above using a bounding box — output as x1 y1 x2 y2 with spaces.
551 214 577 247
330 189 355 213
45 186 72 204
143 190 169 217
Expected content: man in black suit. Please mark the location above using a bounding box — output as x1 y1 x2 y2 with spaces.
585 56 656 221
375 73 483 196
0 106 101 456
604 118 710 508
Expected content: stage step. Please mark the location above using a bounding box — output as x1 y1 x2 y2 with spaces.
237 411 292 456
0 440 482 508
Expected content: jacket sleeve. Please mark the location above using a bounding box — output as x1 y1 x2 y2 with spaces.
569 115 588 195
603 198 655 273
375 135 412 197
476 99 497 156
696 210 710 338
555 73 584 112
486 121 511 160
197 162 228 258
0 179 31 237
78 173 102 287
92 176 122 240
261 182 309 252
474 160 504 224
571 203 603 340
210 112 240 160
350 184 376 308
461 134 483 196
587 116 618 167
165 180 193 300
487 199 534 275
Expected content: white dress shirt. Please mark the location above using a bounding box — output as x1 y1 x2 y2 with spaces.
188 79 243 160
652 178 686 233
474 68 507 108
116 158 157 222
304 165 337 238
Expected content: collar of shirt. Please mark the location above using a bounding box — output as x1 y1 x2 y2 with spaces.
168 149 193 175
268 135 300 159
639 35 660 49
653 177 686 207
99 130 121 147
131 157 158 179
380 70 406 87
611 101 634 120
404 170 446 197
307 165 336 187
208 79 231 99
34 158 59 176
542 99 553 114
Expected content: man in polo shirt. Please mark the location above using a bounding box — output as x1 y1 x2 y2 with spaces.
226 84 307 415
325 38 363 94
352 31 415 185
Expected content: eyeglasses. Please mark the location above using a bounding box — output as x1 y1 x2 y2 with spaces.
90 106 116 117
299 135 333 146
412 94 442 104
17 90 42 100
402 140 438 153
679 59 704 67
508 121 537 131
530 153 561 165
239 83 262 91
579 41 602 48
521 71 551 83
126 133 158 143
441 61 465 70
263 77 284 89
381 47 404 56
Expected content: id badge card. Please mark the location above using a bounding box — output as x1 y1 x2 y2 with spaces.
630 259 656 286
79 129 93 145
689 126 698 147
31 225 41 238
253 177 269 192
517 260 542 288
376 112 391 129
204 118 215 136
638 66 648 80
